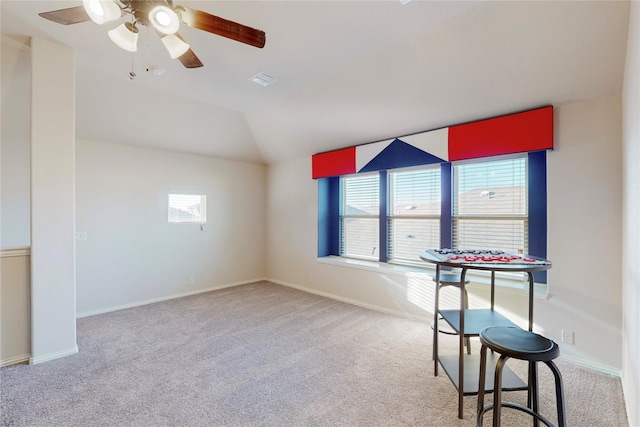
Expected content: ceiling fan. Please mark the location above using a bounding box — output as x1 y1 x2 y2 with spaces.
39 0 266 69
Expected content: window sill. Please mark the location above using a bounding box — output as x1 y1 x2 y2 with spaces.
316 256 549 299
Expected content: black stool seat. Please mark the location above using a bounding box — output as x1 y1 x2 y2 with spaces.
480 326 559 361
477 326 566 427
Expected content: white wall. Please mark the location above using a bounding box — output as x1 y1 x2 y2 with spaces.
266 156 436 321
75 139 266 316
621 1 640 425
266 96 623 374
543 96 622 372
30 37 77 364
0 37 31 366
1 37 31 249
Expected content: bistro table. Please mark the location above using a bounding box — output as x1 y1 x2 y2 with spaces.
419 249 552 419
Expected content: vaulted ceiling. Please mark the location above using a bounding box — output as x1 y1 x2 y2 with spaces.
0 1 631 164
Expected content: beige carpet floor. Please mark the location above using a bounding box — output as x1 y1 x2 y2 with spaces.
1 281 629 426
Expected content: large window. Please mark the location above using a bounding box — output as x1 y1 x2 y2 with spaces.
453 157 527 253
340 174 379 260
322 151 547 281
388 168 441 263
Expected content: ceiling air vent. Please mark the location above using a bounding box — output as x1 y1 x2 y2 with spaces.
249 72 278 86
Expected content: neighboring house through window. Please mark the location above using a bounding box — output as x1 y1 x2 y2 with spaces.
330 152 546 282
168 193 207 224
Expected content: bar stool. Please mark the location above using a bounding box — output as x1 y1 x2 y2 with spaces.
432 273 472 355
477 326 566 427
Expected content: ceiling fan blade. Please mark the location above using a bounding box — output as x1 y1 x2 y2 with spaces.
39 6 91 25
178 48 204 69
179 6 266 49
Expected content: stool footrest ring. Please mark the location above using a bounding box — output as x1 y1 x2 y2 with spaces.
477 402 555 427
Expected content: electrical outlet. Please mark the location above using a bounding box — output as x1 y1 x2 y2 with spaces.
561 329 574 345
188 277 195 285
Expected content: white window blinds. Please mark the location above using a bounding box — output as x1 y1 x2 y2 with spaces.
453 156 527 253
388 168 441 262
340 174 379 260
168 193 207 224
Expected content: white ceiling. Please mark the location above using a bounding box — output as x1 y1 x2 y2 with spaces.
0 0 631 164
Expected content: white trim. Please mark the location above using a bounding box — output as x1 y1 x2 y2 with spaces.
76 278 265 318
268 277 619 378
317 256 549 299
1 353 30 367
318 255 433 277
266 277 431 323
73 274 622 378
1 247 31 258
560 353 621 378
29 346 79 365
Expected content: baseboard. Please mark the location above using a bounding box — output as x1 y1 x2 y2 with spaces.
266 277 431 323
29 346 79 365
74 276 622 379
1 353 30 367
559 353 621 378
76 278 266 318
266 278 622 378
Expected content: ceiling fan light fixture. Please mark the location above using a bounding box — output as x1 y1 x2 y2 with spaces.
149 6 180 35
108 22 139 52
161 35 190 59
83 0 120 25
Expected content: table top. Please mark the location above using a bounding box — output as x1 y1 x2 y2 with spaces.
419 249 552 273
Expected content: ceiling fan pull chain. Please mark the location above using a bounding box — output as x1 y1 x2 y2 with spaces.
129 49 136 80
145 25 150 74
129 15 136 80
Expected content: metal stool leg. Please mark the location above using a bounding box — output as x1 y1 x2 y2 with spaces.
477 344 489 426
478 326 563 427
545 360 566 427
441 282 472 354
529 361 539 427
463 288 471 355
492 355 510 427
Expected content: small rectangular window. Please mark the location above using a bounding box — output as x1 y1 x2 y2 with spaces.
168 193 206 224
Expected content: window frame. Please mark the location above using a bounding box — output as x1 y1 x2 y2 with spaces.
318 151 547 283
339 172 381 261
168 192 207 225
387 165 442 264
451 155 529 255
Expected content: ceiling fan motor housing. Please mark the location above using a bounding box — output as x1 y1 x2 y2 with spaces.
125 0 177 28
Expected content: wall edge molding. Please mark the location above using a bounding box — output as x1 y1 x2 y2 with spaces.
266 277 431 323
559 353 621 378
29 346 78 365
76 278 266 319
1 247 31 258
1 353 30 367
268 277 621 378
